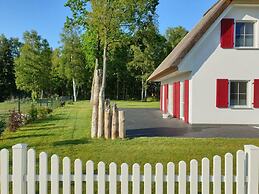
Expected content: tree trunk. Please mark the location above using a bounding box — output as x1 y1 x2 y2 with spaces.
41 90 44 99
111 104 118 140
90 58 99 104
144 84 147 100
141 78 144 101
116 74 119 100
72 78 77 102
119 111 125 139
91 69 102 138
97 34 108 138
104 101 111 139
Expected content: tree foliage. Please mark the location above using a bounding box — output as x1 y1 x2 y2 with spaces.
0 35 21 101
15 31 52 98
165 26 188 49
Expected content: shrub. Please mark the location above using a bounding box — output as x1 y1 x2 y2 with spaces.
0 118 5 135
0 119 5 129
37 107 52 119
28 104 38 122
8 110 24 132
146 97 159 102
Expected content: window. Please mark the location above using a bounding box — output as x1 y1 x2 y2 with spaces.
230 81 248 106
235 22 254 47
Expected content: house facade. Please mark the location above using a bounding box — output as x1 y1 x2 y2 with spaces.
149 0 259 125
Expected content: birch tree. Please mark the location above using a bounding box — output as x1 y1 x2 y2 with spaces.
60 29 86 102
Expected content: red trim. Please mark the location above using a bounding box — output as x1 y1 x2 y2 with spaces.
216 79 229 108
184 80 189 123
173 82 180 119
254 79 259 108
221 18 234 49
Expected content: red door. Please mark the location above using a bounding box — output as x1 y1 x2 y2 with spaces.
173 82 180 119
184 80 189 123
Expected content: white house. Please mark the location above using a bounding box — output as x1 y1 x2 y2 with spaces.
148 0 259 125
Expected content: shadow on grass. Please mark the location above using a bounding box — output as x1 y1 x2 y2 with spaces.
21 125 67 132
3 133 53 140
53 139 90 146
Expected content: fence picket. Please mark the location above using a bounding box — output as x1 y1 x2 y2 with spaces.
202 158 210 194
75 159 83 194
236 150 245 194
225 153 233 194
51 155 59 194
98 162 106 194
155 163 163 194
39 152 48 194
0 149 9 194
213 155 221 194
27 149 36 194
63 157 71 194
178 161 186 194
190 160 198 194
167 162 175 194
86 160 94 194
132 163 140 194
144 163 152 194
121 163 129 194
109 162 117 194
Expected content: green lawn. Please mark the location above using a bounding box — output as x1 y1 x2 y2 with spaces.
1 100 259 171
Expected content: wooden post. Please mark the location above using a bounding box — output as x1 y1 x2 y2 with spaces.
111 104 118 140
104 107 111 139
119 111 126 139
91 70 102 138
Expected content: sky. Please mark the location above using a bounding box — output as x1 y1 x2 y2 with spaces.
0 0 217 48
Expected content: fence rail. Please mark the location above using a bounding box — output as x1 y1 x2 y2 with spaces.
1 144 259 194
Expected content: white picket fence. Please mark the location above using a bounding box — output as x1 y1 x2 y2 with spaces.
1 144 259 194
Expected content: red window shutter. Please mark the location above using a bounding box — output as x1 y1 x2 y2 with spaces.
184 80 189 123
216 79 229 108
254 79 259 108
164 84 169 113
221 19 234 49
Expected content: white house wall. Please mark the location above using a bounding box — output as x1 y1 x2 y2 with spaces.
178 5 259 124
161 73 191 119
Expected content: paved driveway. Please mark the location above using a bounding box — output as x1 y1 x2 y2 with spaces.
124 108 259 138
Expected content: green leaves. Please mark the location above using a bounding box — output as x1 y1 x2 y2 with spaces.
165 26 188 49
14 30 52 96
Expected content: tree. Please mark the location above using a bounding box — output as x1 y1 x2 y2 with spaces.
15 30 52 99
0 35 21 101
128 23 170 100
165 26 188 49
60 28 87 102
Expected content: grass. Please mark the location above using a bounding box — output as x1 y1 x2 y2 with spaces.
0 100 259 172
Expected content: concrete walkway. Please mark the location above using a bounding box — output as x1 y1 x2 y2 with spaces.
124 108 259 138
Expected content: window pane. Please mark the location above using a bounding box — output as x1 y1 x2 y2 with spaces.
245 23 254 34
236 23 245 34
231 82 238 94
239 94 247 105
245 35 254 47
235 35 245 47
239 82 247 93
230 94 238 106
